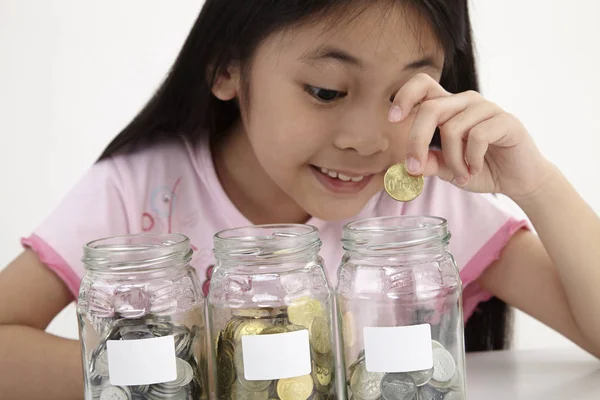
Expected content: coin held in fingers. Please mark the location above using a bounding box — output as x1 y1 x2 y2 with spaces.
384 163 424 202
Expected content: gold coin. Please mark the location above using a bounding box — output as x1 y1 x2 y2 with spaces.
261 326 289 335
233 319 270 341
231 308 274 319
384 163 424 202
224 318 245 340
311 349 333 371
285 324 308 333
277 374 314 400
312 360 332 390
216 343 236 395
287 297 325 328
309 316 331 354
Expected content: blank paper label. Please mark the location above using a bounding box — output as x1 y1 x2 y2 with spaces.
242 330 311 380
364 324 433 372
107 335 176 386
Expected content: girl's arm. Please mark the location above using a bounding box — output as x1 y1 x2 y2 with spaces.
0 250 84 399
388 73 600 357
477 165 600 357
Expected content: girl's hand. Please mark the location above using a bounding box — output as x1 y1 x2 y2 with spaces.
389 73 554 200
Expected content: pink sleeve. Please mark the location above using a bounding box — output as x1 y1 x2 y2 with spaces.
387 177 531 322
21 158 130 299
460 217 529 321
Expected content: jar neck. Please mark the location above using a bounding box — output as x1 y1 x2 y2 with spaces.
342 216 450 260
213 224 322 269
83 233 192 275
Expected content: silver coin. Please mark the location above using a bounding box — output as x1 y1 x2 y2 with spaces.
349 361 385 400
430 348 456 388
417 384 445 400
131 384 150 395
380 373 417 400
93 349 110 377
233 379 270 400
443 390 464 400
119 325 154 340
431 340 444 350
99 385 132 400
164 358 194 388
408 368 433 386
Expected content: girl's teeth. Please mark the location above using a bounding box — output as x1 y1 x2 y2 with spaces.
318 166 365 182
337 173 352 182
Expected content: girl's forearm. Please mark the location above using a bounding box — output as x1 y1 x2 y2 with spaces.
512 163 600 346
0 325 84 399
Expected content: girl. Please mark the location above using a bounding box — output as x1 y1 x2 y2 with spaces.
1 0 599 399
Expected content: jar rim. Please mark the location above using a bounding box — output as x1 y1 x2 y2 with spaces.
343 216 447 233
213 224 321 260
83 233 192 272
342 216 449 254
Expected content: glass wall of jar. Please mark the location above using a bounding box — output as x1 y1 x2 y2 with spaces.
209 224 339 400
337 216 466 400
77 233 208 400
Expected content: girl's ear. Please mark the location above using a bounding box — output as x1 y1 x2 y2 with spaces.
210 62 241 101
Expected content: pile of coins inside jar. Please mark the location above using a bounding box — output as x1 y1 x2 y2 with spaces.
86 315 206 400
346 341 462 400
215 296 336 400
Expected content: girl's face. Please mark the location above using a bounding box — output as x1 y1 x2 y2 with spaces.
215 3 444 222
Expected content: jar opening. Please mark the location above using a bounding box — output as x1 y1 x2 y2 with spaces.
213 224 321 261
83 233 192 272
342 216 449 254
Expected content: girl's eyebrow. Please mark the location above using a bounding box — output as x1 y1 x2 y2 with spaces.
300 46 441 72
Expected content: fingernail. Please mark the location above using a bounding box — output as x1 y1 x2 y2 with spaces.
455 176 468 186
406 157 421 174
388 105 403 122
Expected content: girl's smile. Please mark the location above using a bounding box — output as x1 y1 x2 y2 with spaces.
310 165 375 195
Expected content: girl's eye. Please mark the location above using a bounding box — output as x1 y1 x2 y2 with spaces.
304 85 346 103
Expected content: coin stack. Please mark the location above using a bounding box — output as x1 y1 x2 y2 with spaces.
215 297 336 400
346 341 463 400
86 315 206 400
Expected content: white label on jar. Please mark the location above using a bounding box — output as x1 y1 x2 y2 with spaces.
242 329 311 380
107 335 176 385
364 324 433 372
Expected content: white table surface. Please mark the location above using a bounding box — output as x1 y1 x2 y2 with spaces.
465 347 600 399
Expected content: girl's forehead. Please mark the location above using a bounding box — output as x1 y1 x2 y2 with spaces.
260 3 444 71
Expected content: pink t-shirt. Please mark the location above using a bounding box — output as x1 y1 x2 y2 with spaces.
22 136 527 321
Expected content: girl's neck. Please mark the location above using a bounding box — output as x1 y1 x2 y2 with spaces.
212 119 311 225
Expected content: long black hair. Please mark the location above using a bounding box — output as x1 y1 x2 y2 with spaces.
98 0 513 352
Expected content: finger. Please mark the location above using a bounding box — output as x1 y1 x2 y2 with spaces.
439 100 502 181
388 73 450 123
440 125 469 185
465 114 512 175
404 91 481 175
421 149 455 182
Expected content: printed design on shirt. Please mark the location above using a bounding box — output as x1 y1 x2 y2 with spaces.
202 265 214 296
142 178 181 234
142 177 199 250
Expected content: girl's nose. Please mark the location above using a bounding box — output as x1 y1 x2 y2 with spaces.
333 105 391 156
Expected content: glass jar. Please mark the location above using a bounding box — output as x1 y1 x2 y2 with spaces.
77 233 208 400
209 224 339 400
337 216 466 400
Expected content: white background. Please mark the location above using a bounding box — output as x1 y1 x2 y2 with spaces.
0 1 598 349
